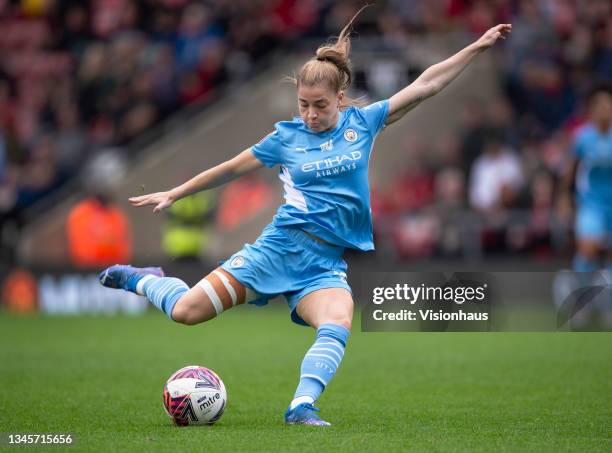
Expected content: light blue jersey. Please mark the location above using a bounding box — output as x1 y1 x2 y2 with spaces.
251 100 390 251
573 124 612 211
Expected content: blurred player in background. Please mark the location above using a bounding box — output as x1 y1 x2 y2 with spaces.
100 9 511 426
572 86 612 272
557 85 612 324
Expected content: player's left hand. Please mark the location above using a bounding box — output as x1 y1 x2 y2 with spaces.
475 24 512 51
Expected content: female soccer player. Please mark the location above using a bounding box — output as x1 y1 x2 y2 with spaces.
100 15 511 425
556 85 612 321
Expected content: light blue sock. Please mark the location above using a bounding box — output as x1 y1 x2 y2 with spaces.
138 276 188 320
291 323 350 408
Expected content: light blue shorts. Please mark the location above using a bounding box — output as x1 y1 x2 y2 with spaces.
576 202 612 244
220 224 351 326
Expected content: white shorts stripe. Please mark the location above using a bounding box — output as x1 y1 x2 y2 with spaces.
300 373 328 387
213 270 237 306
197 279 224 315
307 353 340 369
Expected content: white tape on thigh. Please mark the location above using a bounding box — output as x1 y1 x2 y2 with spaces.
197 279 224 315
213 270 237 306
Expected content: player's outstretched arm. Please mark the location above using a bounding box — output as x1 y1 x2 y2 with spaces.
129 148 264 213
385 24 512 126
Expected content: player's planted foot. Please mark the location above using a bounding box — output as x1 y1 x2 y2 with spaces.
284 403 331 427
99 265 165 293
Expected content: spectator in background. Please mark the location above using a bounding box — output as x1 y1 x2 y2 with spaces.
433 167 466 257
54 2 92 58
458 99 488 179
388 138 435 213
162 192 216 263
528 170 555 252
387 138 437 258
53 101 87 176
469 131 526 253
67 194 132 268
66 150 132 268
15 134 62 210
469 132 524 213
0 126 6 182
174 3 222 74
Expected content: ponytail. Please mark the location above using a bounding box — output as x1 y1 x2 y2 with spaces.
296 5 369 108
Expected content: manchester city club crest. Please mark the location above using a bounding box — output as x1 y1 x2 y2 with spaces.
230 256 245 268
344 128 358 142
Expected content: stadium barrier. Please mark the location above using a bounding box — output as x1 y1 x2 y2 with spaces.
1 268 147 315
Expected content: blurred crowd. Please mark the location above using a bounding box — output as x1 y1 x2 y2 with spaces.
0 0 322 226
0 0 610 264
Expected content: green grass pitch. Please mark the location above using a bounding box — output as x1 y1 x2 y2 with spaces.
1 307 611 452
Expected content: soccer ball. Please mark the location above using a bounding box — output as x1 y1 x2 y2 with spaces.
163 365 227 426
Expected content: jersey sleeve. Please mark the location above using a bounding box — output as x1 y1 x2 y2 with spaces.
251 127 282 168
356 99 390 136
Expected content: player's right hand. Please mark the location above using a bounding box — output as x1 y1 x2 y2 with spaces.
129 191 175 213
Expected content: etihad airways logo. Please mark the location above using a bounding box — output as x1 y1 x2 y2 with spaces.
302 151 362 172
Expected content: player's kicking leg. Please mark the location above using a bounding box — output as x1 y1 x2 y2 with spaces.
99 264 250 324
